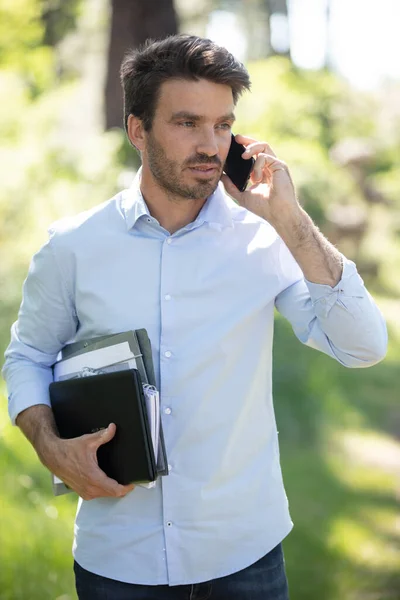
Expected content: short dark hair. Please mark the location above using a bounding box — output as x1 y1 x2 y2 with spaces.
120 34 251 132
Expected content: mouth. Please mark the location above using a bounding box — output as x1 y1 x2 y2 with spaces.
188 165 219 176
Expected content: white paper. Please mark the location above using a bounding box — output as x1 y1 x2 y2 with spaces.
143 387 160 460
53 342 137 381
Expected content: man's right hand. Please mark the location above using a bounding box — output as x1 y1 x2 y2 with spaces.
16 406 134 501
46 423 135 500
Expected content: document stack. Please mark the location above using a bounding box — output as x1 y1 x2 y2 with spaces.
49 330 168 496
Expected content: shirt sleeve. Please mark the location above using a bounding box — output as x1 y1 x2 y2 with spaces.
274 241 388 368
2 235 78 424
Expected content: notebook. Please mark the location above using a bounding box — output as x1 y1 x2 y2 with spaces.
49 369 157 485
58 329 168 477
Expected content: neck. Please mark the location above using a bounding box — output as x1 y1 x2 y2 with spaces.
140 167 207 234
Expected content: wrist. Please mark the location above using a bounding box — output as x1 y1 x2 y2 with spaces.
270 205 310 244
17 404 61 466
271 206 343 286
36 431 63 469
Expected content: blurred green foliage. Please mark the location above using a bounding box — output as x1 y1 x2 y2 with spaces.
236 57 400 298
0 2 399 598
0 0 54 97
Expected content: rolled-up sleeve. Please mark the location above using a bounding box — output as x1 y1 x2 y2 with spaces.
2 236 78 424
275 256 388 368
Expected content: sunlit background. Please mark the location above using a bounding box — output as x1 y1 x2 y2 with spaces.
209 0 400 88
0 1 399 599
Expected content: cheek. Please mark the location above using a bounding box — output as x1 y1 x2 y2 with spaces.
167 133 194 162
220 140 231 162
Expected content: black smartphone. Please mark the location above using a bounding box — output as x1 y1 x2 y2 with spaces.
224 134 255 192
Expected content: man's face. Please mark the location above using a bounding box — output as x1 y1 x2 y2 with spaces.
142 78 235 200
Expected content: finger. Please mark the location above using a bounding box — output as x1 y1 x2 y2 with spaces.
258 153 287 172
88 467 134 498
122 483 136 494
262 141 277 157
242 142 278 159
62 453 136 499
233 133 279 159
252 153 286 182
252 154 267 183
250 169 264 186
88 423 117 449
234 134 258 147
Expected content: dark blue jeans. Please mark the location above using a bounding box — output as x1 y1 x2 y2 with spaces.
74 543 289 599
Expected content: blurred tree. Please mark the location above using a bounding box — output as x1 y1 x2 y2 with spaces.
266 0 290 57
41 0 81 47
105 0 178 130
239 0 290 60
240 0 271 60
323 0 333 70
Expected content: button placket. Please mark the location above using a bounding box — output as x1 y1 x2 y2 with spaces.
160 236 175 372
159 233 181 582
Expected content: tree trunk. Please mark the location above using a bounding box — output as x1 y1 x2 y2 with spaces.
105 0 178 130
266 0 290 58
324 0 333 69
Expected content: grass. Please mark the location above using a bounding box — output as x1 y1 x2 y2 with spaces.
0 403 77 600
274 313 400 600
0 312 399 599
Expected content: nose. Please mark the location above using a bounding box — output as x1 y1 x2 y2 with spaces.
195 128 219 157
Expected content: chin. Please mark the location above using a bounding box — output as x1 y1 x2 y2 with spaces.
192 172 220 188
193 181 219 200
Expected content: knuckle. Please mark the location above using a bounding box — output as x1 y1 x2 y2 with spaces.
85 486 98 499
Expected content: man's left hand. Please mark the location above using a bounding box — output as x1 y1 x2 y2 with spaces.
221 134 300 227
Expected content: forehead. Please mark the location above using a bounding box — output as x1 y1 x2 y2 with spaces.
155 78 235 119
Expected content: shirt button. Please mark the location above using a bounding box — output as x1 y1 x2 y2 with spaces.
164 294 171 301
167 521 172 527
164 407 172 415
166 238 172 245
164 350 172 358
168 464 172 471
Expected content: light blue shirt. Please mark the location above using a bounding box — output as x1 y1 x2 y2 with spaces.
3 173 387 586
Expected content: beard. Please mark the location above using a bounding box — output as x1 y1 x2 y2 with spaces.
146 131 222 201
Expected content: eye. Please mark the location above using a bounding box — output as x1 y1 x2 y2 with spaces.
179 121 195 128
216 122 232 130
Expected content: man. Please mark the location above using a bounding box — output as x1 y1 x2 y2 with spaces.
3 34 387 600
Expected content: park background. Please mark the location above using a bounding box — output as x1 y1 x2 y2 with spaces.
0 0 399 598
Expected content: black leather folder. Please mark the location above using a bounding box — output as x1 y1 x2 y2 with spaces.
49 369 157 485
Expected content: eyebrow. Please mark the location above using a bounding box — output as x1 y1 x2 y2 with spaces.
169 111 236 123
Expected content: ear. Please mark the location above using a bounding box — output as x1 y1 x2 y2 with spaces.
127 114 146 151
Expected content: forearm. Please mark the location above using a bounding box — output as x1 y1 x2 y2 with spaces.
16 404 61 469
16 405 133 499
272 206 342 286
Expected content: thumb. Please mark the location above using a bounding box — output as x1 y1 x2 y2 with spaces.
221 174 243 203
93 423 117 447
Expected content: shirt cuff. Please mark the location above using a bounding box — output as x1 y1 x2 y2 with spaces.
305 257 365 318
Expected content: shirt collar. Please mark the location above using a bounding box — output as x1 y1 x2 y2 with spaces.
122 169 151 230
122 168 233 231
